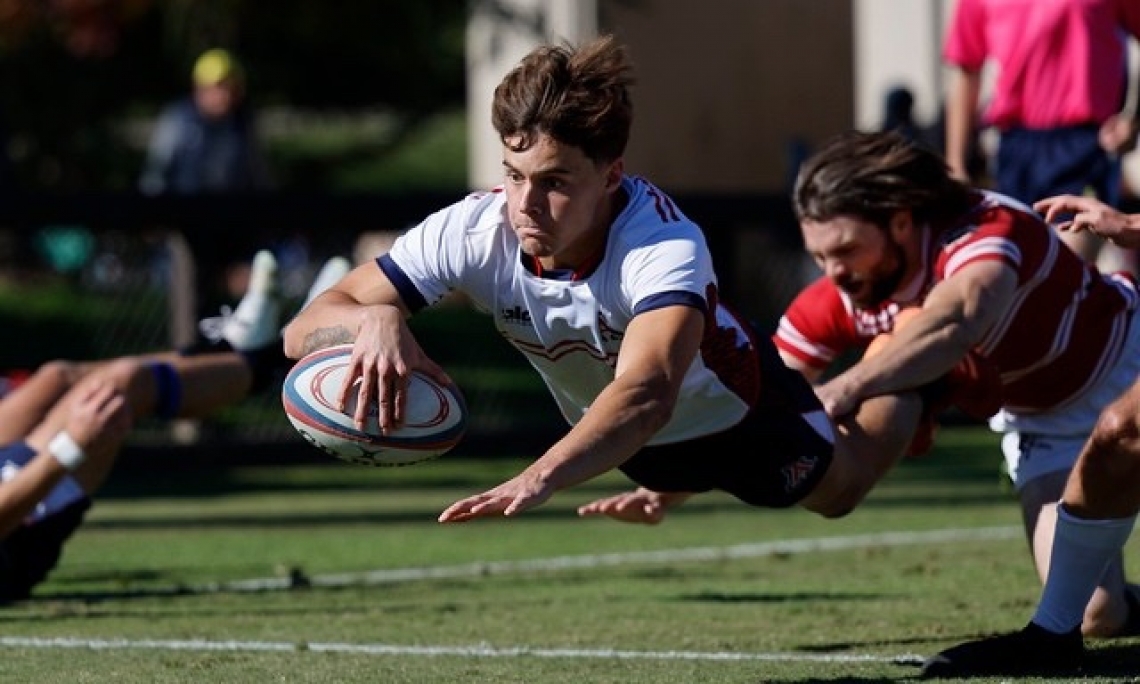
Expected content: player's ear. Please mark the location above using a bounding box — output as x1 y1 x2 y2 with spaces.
888 210 916 242
603 157 624 192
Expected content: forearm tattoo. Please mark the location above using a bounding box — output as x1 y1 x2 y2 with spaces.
302 326 355 355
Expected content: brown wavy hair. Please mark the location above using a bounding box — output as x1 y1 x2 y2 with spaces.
492 34 634 164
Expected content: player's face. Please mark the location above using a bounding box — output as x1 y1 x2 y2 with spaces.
502 133 622 270
801 215 907 307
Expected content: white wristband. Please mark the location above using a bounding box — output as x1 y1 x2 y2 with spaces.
48 431 87 472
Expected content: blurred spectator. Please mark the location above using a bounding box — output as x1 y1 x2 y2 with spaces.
943 0 1140 275
138 48 271 195
139 48 275 316
880 85 923 143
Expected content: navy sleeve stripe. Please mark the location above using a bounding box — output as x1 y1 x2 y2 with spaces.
376 254 428 312
633 290 706 316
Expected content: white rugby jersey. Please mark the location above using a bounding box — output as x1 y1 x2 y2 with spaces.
379 175 761 444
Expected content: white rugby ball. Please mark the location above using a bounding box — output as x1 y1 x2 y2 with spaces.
281 344 467 466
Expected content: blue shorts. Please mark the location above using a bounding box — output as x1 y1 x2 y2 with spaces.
0 497 90 602
996 124 1121 206
619 335 834 508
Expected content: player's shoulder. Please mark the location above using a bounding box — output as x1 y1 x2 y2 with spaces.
940 190 1040 246
455 186 507 218
422 187 508 235
621 176 696 227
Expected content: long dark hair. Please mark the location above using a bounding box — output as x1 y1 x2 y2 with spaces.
793 130 973 230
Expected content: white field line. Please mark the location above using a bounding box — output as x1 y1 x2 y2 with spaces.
207 525 1022 593
0 636 926 664
0 527 1016 664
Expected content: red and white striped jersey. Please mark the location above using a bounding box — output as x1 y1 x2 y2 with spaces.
774 191 1139 413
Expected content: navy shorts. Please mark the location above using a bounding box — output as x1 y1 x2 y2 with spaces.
0 498 91 602
619 336 834 508
996 124 1121 206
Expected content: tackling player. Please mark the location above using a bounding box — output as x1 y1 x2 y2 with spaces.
774 131 1140 643
921 194 1140 676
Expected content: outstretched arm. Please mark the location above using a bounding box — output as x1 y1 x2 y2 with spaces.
815 259 1016 419
438 305 704 523
1034 195 1140 249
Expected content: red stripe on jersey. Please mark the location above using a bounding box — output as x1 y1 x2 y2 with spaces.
634 176 681 223
938 198 1136 410
774 193 1138 412
700 284 761 407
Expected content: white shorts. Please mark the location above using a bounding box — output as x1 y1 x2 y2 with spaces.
992 310 1140 490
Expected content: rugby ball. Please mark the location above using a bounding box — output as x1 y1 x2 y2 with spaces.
282 344 467 466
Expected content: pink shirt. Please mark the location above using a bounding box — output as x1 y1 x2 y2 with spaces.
943 0 1140 129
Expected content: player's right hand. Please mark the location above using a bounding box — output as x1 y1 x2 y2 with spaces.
65 380 131 451
341 304 451 434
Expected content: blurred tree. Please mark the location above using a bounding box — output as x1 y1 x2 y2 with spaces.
0 0 468 191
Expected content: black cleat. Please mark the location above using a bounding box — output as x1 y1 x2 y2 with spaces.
920 621 1084 678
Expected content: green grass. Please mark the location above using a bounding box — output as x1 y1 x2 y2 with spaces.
2 427 1139 683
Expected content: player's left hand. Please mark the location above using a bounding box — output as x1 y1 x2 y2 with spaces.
815 375 863 419
577 487 692 524
438 473 555 522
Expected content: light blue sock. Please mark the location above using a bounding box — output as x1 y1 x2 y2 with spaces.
1032 504 1136 633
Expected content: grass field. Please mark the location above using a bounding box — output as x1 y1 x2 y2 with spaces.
2 427 1139 683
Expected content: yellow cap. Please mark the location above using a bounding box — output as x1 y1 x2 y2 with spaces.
192 49 243 87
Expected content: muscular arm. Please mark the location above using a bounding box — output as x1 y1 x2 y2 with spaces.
282 261 409 359
525 305 703 490
439 304 705 521
818 260 1016 416
282 260 450 431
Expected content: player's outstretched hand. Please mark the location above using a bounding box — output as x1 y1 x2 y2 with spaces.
438 473 554 523
1034 194 1140 248
577 487 692 525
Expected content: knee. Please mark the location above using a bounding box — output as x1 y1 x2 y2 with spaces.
1074 407 1140 499
1088 404 1140 466
801 480 863 519
92 358 149 396
33 359 81 389
799 449 874 519
813 500 857 520
1092 402 1140 447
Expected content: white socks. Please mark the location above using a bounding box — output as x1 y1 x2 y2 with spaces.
1032 504 1136 633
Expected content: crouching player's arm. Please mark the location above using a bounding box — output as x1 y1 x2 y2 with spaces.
0 383 128 537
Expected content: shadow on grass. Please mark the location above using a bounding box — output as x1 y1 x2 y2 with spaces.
789 633 1140 682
